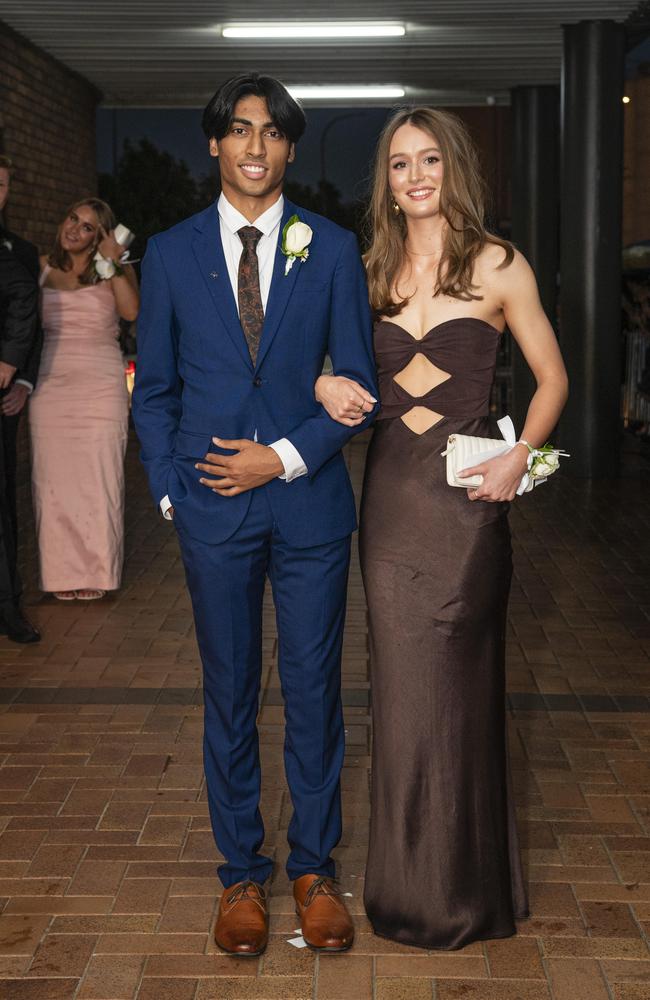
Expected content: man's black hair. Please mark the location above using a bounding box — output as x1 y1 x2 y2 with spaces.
202 73 306 144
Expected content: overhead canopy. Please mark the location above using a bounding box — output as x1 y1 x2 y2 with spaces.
0 1 641 106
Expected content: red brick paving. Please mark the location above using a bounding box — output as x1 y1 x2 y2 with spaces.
0 427 648 998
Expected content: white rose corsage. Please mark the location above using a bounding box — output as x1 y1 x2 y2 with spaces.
93 254 124 281
93 223 135 282
524 442 568 486
281 215 313 275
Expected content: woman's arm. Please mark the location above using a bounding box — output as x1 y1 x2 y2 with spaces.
97 230 140 321
501 250 568 447
461 250 569 502
315 374 376 426
110 264 140 322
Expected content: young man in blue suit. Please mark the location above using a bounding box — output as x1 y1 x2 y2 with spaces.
132 74 378 955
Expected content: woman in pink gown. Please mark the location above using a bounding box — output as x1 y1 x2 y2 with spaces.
29 199 139 600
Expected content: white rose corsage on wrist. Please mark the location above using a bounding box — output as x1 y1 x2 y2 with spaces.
93 255 125 281
93 223 135 282
522 441 569 490
281 215 313 275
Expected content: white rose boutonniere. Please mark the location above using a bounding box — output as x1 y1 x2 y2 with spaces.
281 215 313 275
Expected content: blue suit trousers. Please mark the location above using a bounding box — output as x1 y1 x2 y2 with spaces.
175 486 351 888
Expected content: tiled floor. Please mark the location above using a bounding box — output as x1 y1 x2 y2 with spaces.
0 427 649 999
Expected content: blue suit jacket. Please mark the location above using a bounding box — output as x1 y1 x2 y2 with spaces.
132 198 378 547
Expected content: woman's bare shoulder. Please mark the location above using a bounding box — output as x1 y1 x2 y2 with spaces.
479 244 532 283
475 240 514 269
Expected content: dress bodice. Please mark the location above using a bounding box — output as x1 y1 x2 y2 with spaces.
373 317 501 421
38 265 122 377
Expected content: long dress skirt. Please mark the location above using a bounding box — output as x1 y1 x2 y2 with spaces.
359 416 528 951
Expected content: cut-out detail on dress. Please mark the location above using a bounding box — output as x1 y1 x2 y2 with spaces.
393 354 452 398
373 318 500 424
392 354 451 435
400 407 445 435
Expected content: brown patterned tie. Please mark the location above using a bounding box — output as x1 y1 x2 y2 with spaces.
237 226 264 364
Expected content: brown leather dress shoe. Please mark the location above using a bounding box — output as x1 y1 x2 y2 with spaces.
293 874 354 952
214 880 269 956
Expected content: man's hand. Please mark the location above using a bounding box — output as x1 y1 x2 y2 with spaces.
1 382 29 416
0 362 17 389
196 438 284 497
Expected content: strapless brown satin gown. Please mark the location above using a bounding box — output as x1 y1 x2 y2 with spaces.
360 318 528 950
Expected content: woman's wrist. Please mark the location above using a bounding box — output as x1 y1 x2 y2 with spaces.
509 441 531 472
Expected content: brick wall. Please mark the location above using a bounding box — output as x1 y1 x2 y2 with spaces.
623 75 650 247
0 19 99 253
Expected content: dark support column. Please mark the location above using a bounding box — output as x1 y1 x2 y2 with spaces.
510 85 560 433
560 19 625 476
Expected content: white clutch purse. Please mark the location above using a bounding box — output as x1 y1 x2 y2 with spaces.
441 416 556 496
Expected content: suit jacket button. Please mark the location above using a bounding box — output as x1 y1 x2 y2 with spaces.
253 376 262 387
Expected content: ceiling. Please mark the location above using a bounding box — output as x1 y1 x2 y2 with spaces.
0 1 643 107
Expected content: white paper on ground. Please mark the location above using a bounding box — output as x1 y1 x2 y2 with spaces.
288 935 308 948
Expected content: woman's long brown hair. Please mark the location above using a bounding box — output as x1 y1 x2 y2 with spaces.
48 198 116 286
364 106 513 317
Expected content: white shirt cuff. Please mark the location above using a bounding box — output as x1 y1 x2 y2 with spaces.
15 379 33 393
268 438 308 482
160 495 174 519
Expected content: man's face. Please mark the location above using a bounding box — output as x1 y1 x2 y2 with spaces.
209 94 294 217
0 169 10 214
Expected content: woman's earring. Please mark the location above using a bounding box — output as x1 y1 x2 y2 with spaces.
392 200 401 215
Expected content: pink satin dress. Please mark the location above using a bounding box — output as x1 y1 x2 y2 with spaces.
29 266 128 592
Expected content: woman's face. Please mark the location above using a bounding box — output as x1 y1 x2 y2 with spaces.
388 122 444 221
59 205 100 254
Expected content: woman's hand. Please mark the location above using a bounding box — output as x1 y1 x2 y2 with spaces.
97 228 124 264
459 444 530 502
315 375 377 427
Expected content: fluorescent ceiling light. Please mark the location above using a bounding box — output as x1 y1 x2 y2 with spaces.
287 86 405 101
222 23 405 39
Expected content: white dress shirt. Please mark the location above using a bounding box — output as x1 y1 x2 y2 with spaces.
160 193 307 519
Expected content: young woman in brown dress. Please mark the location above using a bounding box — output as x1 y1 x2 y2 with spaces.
316 108 568 950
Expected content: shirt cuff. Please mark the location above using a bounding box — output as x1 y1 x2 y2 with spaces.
268 438 308 482
160 495 174 519
15 379 33 393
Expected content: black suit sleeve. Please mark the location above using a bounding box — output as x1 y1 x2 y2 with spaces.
0 246 38 371
16 316 43 387
3 234 43 387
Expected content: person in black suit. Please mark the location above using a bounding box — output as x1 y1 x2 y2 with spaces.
0 154 41 643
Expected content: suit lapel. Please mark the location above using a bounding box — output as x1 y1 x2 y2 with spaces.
255 199 302 370
191 204 253 370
